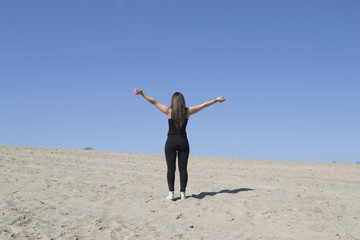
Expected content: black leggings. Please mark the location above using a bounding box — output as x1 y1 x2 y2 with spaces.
165 135 190 192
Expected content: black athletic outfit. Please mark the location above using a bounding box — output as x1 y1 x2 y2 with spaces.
165 117 190 192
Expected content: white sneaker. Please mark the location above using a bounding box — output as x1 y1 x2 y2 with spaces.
166 191 174 200
180 192 186 200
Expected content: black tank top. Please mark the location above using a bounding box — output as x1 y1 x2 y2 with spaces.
168 118 188 137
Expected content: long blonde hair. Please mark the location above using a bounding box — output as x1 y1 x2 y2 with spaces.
170 92 187 129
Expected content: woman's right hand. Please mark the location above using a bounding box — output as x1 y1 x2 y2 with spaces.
134 88 143 95
216 97 226 102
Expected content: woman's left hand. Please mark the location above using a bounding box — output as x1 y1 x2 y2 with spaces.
134 88 143 95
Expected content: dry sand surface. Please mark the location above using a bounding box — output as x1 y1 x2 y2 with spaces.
0 145 359 240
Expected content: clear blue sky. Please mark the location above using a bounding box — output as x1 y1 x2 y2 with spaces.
1 0 359 163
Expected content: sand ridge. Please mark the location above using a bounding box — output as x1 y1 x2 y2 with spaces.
0 145 359 239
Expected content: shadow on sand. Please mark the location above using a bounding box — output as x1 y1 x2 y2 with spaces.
190 188 254 199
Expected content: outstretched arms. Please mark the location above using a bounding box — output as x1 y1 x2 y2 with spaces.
134 88 225 117
188 97 226 116
134 88 170 115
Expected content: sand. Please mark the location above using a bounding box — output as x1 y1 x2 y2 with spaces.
0 145 359 240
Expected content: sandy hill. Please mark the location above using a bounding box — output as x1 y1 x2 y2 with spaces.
0 145 359 239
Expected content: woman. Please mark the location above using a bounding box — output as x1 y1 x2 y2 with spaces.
134 88 226 200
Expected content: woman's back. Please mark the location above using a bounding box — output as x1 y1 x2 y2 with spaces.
168 118 188 136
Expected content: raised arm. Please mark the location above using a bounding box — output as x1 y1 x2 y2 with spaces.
134 88 170 115
188 97 226 116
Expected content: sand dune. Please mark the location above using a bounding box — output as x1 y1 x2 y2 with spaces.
0 145 359 239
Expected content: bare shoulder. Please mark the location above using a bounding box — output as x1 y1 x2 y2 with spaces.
188 105 201 115
168 108 172 119
154 101 170 115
